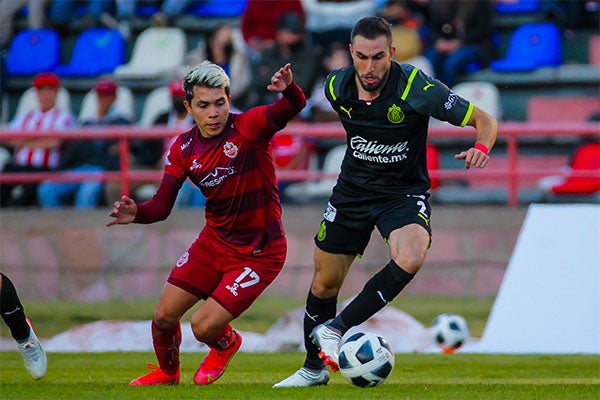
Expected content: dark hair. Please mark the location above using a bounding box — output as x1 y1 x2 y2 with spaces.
350 16 392 46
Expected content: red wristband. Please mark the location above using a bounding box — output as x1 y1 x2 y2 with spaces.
474 143 489 155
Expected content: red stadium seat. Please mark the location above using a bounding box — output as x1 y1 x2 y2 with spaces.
427 143 441 189
551 142 600 195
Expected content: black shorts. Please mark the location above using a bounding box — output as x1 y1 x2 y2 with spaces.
313 191 432 256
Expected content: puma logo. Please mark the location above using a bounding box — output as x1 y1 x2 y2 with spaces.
423 81 435 91
340 106 353 119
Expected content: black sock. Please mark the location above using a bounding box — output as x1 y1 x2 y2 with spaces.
329 260 414 334
0 273 31 341
303 291 337 370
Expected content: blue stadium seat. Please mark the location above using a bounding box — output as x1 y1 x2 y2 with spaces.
491 23 561 72
192 0 247 17
495 0 539 14
6 29 60 75
54 29 125 77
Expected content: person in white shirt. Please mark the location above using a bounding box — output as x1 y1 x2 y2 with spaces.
1 72 75 207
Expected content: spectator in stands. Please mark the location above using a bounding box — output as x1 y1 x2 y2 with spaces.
0 0 48 50
0 72 75 208
104 115 165 206
105 0 196 40
186 24 252 110
37 78 132 208
295 42 350 184
241 0 305 57
249 12 320 108
304 42 351 122
301 0 377 53
424 0 496 87
382 0 435 76
382 1 424 59
147 0 197 27
540 0 600 30
48 0 113 34
149 77 205 207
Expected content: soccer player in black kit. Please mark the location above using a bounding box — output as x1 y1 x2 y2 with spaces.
274 16 498 387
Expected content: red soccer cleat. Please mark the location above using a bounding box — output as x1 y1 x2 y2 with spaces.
129 364 180 386
193 330 242 385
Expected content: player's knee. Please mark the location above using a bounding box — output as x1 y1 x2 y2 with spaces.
190 314 217 342
310 279 342 298
152 308 179 330
392 252 425 274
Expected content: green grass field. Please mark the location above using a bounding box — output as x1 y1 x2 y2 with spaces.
1 296 598 399
1 352 598 399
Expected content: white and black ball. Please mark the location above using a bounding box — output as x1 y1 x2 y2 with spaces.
430 313 470 353
338 331 395 387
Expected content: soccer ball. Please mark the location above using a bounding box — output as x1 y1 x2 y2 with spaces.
430 313 470 353
338 331 395 387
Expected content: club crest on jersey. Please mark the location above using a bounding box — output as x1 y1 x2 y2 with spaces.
387 104 404 124
223 141 239 158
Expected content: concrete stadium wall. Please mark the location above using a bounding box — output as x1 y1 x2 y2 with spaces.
0 205 527 301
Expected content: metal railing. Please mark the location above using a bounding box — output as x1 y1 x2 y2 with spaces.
1 121 598 206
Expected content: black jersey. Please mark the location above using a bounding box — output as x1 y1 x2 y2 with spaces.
324 62 473 195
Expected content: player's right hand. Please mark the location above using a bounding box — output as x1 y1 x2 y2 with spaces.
106 195 137 226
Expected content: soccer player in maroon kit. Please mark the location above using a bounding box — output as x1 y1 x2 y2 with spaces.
107 61 306 386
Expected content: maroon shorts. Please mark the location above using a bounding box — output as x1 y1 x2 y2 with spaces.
167 228 286 318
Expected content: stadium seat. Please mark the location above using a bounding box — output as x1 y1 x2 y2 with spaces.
54 29 125 77
6 29 60 75
527 96 600 122
406 56 435 78
192 0 247 17
427 143 441 190
491 23 561 72
14 87 72 117
452 81 502 121
550 142 600 195
78 86 135 123
283 145 346 201
138 86 171 127
494 0 539 14
113 27 187 80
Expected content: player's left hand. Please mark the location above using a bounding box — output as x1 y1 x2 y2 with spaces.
267 63 293 92
454 147 490 169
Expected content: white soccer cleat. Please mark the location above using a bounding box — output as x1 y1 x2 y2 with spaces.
272 367 330 388
17 320 47 380
310 323 342 372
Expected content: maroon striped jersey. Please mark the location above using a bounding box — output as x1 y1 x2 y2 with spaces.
134 82 306 254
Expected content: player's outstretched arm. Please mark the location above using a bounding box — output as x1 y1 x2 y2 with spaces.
267 63 293 92
106 195 137 226
454 106 498 169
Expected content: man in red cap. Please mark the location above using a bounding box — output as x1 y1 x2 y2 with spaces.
1 72 75 207
37 76 133 208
